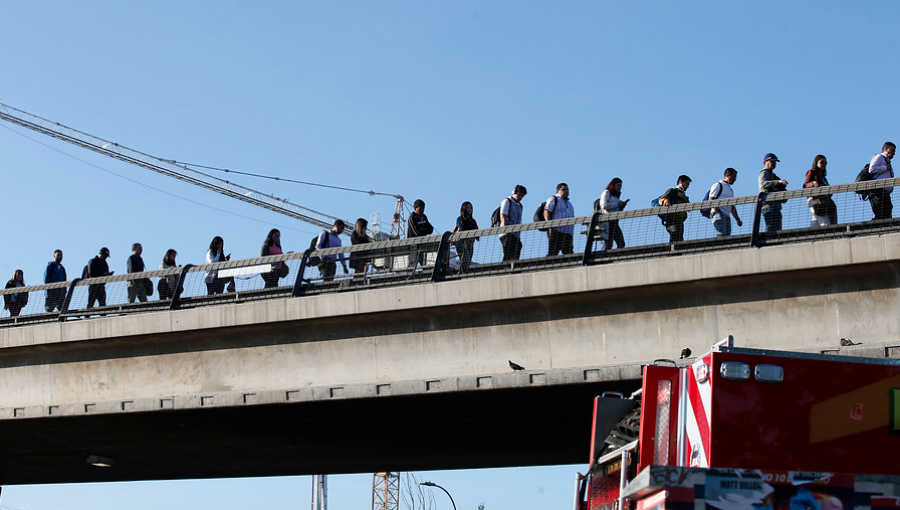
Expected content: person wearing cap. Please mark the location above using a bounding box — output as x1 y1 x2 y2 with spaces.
758 153 789 232
869 142 896 220
87 247 114 309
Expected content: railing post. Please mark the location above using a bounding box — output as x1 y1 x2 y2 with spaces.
58 279 81 320
750 193 765 247
293 249 314 297
583 213 601 265
431 232 453 283
169 264 193 310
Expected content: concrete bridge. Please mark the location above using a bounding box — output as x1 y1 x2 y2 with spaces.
2 227 900 485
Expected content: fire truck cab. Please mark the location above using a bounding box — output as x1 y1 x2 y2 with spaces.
577 336 900 510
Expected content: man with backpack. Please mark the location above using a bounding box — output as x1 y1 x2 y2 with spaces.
658 175 692 242
758 153 789 232
544 183 575 256
708 168 743 237
499 185 527 262
869 141 896 220
315 220 349 282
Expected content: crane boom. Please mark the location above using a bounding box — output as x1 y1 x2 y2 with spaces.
0 102 351 231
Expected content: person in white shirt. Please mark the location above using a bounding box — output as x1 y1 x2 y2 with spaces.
500 185 527 261
709 168 743 237
596 177 629 250
544 183 575 256
869 141 895 220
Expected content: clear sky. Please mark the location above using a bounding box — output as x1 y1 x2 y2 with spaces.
0 1 897 509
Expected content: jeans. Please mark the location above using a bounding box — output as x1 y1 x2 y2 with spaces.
762 204 782 232
711 212 731 237
603 220 625 250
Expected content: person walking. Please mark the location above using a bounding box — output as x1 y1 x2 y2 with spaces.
500 185 527 261
4 270 28 317
43 249 67 312
260 229 288 289
804 155 837 226
869 142 895 220
158 249 179 300
453 201 479 271
758 153 789 232
597 178 629 249
708 168 743 236
544 183 575 256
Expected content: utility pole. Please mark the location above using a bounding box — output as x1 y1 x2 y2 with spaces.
312 474 327 510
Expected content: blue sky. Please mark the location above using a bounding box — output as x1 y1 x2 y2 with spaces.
1 1 897 509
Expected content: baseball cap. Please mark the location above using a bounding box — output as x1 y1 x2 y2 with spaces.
763 153 780 162
100 247 111 256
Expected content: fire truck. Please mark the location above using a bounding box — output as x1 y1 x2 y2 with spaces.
576 336 900 510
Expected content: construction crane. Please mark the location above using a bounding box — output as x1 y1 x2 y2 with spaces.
0 102 406 236
1 101 407 506
372 472 400 510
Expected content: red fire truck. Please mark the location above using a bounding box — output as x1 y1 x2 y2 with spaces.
576 336 900 510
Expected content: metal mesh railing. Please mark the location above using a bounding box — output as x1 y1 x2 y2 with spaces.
2 177 899 327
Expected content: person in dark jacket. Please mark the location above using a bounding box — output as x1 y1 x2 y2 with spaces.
349 218 371 282
407 199 434 268
87 247 114 308
43 249 67 312
4 269 28 317
126 243 149 303
158 249 179 300
658 175 692 242
453 201 479 272
260 229 288 289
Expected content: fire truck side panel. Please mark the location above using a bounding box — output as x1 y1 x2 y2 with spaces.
704 351 900 474
638 365 681 473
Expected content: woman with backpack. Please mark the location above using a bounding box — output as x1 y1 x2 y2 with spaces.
804 155 837 226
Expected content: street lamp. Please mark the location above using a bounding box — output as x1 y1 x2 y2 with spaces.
419 481 457 510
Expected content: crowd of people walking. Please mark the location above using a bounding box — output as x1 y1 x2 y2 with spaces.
2 143 895 317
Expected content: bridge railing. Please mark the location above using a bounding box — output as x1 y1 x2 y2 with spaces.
2 177 899 325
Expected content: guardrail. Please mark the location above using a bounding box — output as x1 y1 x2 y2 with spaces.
2 176 898 326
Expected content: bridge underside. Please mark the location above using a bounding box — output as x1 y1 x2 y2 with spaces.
0 378 639 485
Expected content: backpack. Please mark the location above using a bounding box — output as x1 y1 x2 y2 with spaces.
490 207 502 228
855 163 873 200
81 260 91 279
307 230 328 267
653 188 685 226
699 182 723 218
533 196 558 232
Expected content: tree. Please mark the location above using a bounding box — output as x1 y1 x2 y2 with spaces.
401 473 436 510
